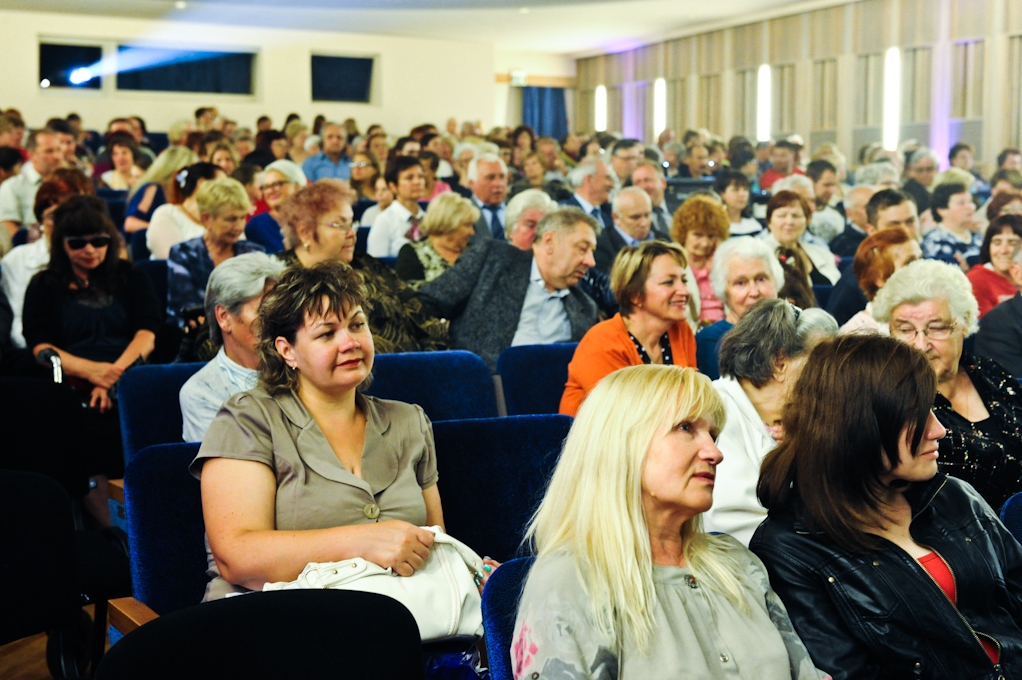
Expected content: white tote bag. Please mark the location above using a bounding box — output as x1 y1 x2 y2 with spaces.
263 526 485 642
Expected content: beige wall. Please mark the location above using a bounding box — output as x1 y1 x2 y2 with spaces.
0 9 496 135
493 50 576 129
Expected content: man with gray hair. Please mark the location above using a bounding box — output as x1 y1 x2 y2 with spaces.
504 189 557 250
302 122 350 181
466 152 509 241
561 159 614 231
179 252 285 441
419 207 599 370
594 186 669 273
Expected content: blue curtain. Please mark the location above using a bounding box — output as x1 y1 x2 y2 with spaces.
522 87 568 140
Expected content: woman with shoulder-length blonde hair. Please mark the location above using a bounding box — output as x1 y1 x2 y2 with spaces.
394 192 478 289
516 364 828 679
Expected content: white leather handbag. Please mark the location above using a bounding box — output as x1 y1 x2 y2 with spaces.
263 526 485 642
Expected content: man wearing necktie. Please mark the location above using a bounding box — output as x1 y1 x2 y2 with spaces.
593 187 670 273
631 160 675 237
466 152 509 243
559 159 614 232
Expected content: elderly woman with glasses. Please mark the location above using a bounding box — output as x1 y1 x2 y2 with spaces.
276 181 447 353
244 160 307 253
874 258 1022 511
394 192 478 289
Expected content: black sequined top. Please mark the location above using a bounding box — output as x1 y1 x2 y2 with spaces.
933 354 1022 512
627 331 673 366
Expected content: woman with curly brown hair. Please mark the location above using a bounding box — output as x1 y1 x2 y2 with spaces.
671 194 730 325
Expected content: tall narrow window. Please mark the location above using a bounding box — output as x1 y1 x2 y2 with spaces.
756 64 771 142
653 78 667 137
595 85 608 132
883 47 902 150
39 43 102 89
311 55 374 103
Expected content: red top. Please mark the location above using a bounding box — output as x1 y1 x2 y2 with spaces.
759 166 805 191
918 551 999 663
966 264 1017 319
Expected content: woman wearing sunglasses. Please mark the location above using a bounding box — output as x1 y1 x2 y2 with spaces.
22 195 161 525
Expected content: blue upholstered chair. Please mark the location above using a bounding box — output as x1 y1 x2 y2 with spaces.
355 225 371 254
481 556 535 680
496 343 578 416
812 284 833 309
130 229 150 262
366 351 499 421
1001 492 1022 543
432 415 571 563
118 363 206 463
146 132 170 155
123 442 207 617
134 259 167 318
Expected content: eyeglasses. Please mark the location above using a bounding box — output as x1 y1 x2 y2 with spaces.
322 221 354 234
350 161 374 168
65 235 111 250
890 322 958 342
260 181 290 192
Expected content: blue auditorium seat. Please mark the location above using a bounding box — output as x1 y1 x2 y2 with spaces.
812 284 833 308
1001 492 1022 543
432 415 572 563
134 259 166 319
118 363 206 463
355 226 370 254
11 227 28 248
366 351 499 421
481 556 535 680
146 132 170 155
496 343 578 416
130 229 150 261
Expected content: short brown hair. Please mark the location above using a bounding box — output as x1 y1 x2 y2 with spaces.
256 261 371 394
670 194 729 245
853 227 915 301
986 191 1022 222
766 190 813 225
757 334 936 553
277 181 356 250
610 240 688 316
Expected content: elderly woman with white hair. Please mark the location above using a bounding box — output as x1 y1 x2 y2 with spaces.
244 159 307 253
393 192 479 289
874 258 1022 511
503 188 556 250
854 161 901 190
696 237 785 380
179 252 285 441
703 299 837 545
515 364 828 679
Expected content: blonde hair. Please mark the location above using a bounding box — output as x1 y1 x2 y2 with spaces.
128 146 198 199
526 365 747 653
419 193 481 237
195 176 251 216
933 167 975 189
610 240 688 316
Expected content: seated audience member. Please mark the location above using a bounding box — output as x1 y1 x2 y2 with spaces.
124 147 199 233
854 160 901 190
503 188 556 250
190 262 479 600
805 159 844 243
672 194 730 326
348 151 381 203
23 196 160 524
874 259 1022 510
560 241 697 417
283 120 312 167
0 129 62 255
276 181 447 353
1 174 92 350
966 215 1022 318
759 140 803 191
704 299 836 545
976 172 1022 231
394 192 477 289
209 143 239 176
715 169 762 237
631 161 674 234
508 152 568 202
367 156 427 257
760 190 840 285
976 251 1022 377
98 136 142 190
419 150 451 201
838 227 921 335
751 334 1022 679
243 130 287 170
0 145 23 186
517 365 828 679
987 189 1022 223
167 177 265 326
560 159 614 231
826 185 875 257
179 252 285 441
774 248 819 309
594 187 668 273
244 160 306 253
147 162 224 259
357 176 394 228
922 183 982 264
695 237 784 380
465 152 510 241
901 146 939 213
418 207 599 370
675 142 712 179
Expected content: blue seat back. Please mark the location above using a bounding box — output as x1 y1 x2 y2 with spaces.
481 556 535 680
97 189 128 231
838 256 853 273
432 415 571 562
812 284 833 308
123 442 207 615
1001 492 1022 543
11 227 28 248
118 363 206 463
496 343 577 416
147 132 170 155
365 351 499 421
135 259 166 319
355 226 370 254
130 229 150 262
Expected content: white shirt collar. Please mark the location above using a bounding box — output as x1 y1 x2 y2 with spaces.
530 258 570 299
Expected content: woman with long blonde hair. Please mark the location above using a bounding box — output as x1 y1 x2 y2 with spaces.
513 365 827 679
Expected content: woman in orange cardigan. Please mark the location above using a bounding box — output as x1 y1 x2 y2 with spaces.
560 240 697 416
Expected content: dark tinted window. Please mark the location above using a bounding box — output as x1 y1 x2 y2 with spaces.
311 55 374 103
115 46 254 94
39 43 102 89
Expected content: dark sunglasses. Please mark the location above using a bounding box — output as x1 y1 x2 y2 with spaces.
65 235 112 250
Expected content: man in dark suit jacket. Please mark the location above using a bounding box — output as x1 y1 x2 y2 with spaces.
594 187 670 273
976 293 1022 377
465 152 510 243
559 159 614 231
418 207 600 371
827 185 875 257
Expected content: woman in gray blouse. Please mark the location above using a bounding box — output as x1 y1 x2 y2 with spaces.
513 364 829 680
190 260 445 600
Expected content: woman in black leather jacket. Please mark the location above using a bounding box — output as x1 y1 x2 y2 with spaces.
751 334 1022 680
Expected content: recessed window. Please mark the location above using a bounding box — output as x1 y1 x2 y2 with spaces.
311 55 374 103
39 43 102 89
115 46 254 94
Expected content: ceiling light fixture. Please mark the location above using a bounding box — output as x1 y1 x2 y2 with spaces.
40 79 51 88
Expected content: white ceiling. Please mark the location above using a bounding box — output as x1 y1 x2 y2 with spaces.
0 0 818 55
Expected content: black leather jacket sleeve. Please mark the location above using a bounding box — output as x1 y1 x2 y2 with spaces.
753 538 881 680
